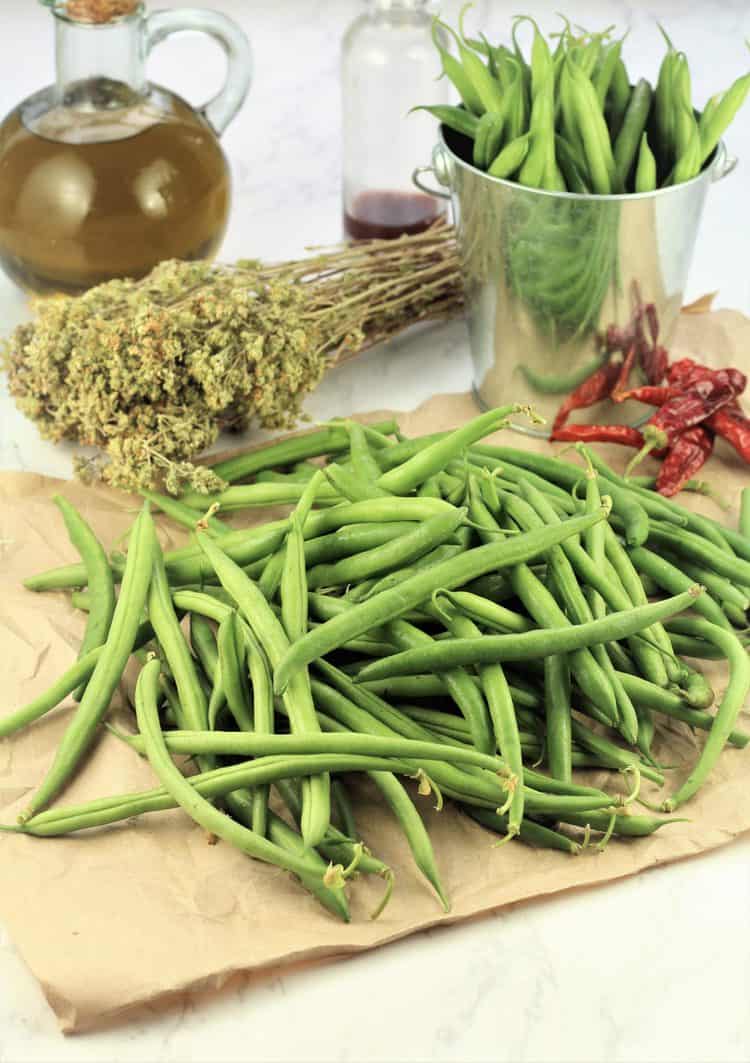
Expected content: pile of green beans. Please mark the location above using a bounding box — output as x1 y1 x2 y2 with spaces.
418 12 750 193
9 409 750 920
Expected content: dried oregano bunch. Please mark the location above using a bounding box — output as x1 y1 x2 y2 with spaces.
4 222 462 493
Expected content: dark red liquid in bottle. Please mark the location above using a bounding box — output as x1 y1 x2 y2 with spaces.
343 190 443 240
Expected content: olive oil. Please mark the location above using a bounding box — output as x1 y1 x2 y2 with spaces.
0 84 230 294
0 0 251 295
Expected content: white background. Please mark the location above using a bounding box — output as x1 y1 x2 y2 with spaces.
0 1 749 1060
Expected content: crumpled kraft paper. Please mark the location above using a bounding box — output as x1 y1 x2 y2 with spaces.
0 305 749 1035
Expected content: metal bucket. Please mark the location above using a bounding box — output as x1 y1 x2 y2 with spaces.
413 125 737 431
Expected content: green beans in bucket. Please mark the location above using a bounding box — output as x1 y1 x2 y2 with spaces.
8 405 750 920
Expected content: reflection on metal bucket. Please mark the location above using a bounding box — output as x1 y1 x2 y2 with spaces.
414 125 737 433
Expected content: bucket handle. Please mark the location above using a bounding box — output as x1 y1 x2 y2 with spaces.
412 166 452 200
711 141 738 182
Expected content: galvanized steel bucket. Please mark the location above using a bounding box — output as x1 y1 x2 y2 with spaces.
413 125 737 432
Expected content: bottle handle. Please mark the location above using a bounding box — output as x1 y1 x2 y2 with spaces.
145 8 252 135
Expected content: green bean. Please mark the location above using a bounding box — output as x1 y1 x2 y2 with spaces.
473 445 651 544
672 100 702 184
374 432 445 471
388 618 494 757
342 420 384 484
275 783 393 917
665 626 750 661
567 56 618 193
433 590 533 634
20 751 423 837
544 655 573 783
312 667 613 812
469 480 615 717
348 545 463 602
411 104 480 139
649 521 750 587
274 508 607 694
190 613 218 680
307 509 466 592
468 453 577 512
376 406 524 495
473 110 505 170
455 20 504 113
360 673 543 712
553 132 592 192
654 27 678 164
488 133 530 179
431 17 483 114
518 75 554 188
606 55 631 139
513 486 623 724
324 463 391 503
741 488 750 541
451 608 525 836
594 37 623 106
53 496 117 701
209 421 396 484
569 714 663 786
627 547 729 632
664 552 748 617
0 622 153 741
179 481 340 513
558 810 680 837
613 78 653 188
661 619 750 810
20 505 155 822
133 659 349 916
256 466 317 485
139 489 228 536
699 71 750 165
189 614 226 728
149 542 210 732
196 533 330 848
373 768 449 911
634 132 657 192
354 589 701 680
331 779 359 842
217 612 254 731
120 729 513 776
619 672 747 747
261 810 351 920
603 532 673 685
579 476 637 742
465 805 581 854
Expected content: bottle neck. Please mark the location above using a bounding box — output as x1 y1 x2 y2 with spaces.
54 7 147 103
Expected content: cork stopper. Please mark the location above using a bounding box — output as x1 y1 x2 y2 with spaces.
64 0 140 22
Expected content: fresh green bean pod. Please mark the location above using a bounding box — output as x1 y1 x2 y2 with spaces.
53 496 117 701
20 505 156 822
354 589 701 680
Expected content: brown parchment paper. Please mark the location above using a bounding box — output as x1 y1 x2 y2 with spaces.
1 306 749 1035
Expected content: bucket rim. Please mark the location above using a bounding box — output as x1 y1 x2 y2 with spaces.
437 125 730 202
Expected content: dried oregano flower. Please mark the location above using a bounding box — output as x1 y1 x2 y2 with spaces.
4 222 462 493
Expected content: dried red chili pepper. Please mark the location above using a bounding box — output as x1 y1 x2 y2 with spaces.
626 371 745 475
667 359 747 394
707 401 750 462
613 385 679 406
550 424 644 447
656 425 714 497
552 358 622 433
641 343 669 386
614 342 638 395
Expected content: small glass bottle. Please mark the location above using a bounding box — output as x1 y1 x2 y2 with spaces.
341 0 449 240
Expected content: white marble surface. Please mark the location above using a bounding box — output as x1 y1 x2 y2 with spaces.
1 0 750 1059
